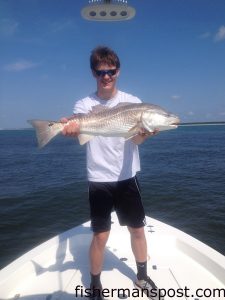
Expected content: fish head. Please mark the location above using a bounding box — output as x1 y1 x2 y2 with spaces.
141 107 180 131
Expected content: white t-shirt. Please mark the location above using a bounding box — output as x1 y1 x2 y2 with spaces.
73 90 141 182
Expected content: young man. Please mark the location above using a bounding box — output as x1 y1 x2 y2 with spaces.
62 46 160 300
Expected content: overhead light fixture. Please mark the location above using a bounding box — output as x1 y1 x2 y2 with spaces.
81 0 136 21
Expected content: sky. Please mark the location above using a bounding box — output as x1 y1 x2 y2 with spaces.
0 0 225 129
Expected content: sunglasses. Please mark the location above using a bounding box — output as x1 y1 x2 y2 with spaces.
94 69 117 77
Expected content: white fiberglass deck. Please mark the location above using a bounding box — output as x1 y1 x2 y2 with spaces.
0 212 224 300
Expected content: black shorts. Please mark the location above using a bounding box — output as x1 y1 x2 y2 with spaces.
88 176 146 232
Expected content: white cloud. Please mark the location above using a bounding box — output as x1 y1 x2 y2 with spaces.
50 19 76 33
205 113 212 119
187 111 194 116
199 32 211 39
214 25 225 42
200 25 225 43
4 60 39 72
171 95 181 100
0 18 19 37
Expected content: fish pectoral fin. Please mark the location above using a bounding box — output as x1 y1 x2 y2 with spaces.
124 125 139 140
77 134 94 145
124 134 136 141
127 123 141 134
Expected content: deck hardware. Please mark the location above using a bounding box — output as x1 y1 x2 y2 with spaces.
120 257 128 261
147 225 155 233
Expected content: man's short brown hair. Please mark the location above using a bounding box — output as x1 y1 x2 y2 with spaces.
90 46 120 70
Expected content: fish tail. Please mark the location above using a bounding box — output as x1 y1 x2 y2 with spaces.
27 119 63 148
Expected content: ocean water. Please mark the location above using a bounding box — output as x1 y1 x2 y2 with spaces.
0 126 225 269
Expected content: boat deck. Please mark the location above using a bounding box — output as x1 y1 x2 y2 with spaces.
0 213 224 299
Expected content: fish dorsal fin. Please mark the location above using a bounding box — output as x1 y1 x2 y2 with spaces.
77 134 94 145
91 105 110 114
114 102 132 108
91 102 132 114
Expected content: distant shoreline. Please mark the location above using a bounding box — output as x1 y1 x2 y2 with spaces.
180 121 225 126
0 127 33 131
1 122 225 131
